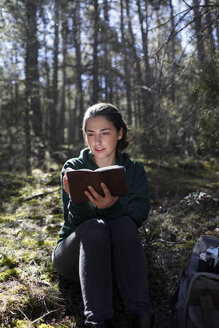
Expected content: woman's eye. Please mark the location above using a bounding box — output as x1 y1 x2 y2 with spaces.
87 133 94 137
102 132 110 135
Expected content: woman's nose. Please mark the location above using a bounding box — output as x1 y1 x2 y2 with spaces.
95 134 102 144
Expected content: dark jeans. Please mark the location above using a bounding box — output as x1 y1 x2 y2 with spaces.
52 216 153 325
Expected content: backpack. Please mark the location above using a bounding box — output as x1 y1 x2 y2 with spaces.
169 235 219 328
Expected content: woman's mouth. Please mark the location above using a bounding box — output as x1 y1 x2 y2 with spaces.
94 148 105 152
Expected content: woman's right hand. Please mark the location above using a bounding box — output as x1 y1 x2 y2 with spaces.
63 168 74 195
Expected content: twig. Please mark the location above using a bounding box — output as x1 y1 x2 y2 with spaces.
18 308 30 321
30 307 64 324
23 187 60 201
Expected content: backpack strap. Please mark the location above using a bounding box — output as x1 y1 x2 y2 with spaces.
200 294 216 328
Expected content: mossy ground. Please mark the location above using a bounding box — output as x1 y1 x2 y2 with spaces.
0 158 218 327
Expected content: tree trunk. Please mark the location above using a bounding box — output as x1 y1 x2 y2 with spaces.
125 0 145 118
103 0 113 103
50 0 59 151
103 0 109 101
92 0 99 104
192 0 206 63
137 0 154 114
25 0 44 166
42 37 51 144
72 0 84 139
204 0 216 59
120 0 132 124
24 39 31 174
169 0 176 102
59 3 68 145
67 84 74 145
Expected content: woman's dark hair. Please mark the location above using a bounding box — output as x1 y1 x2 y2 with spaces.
82 103 129 152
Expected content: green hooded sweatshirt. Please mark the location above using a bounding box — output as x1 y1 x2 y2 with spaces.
58 148 150 243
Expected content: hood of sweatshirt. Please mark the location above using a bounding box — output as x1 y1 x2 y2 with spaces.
78 148 131 170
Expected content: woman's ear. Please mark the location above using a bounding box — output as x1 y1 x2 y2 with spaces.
117 128 123 140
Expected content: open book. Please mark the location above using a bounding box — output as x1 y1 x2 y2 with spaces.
66 165 127 204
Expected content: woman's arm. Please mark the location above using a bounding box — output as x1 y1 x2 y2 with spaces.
61 161 97 226
102 162 150 227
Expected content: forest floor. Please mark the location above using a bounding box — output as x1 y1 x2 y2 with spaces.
0 156 219 328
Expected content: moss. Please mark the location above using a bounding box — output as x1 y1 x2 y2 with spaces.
21 238 39 248
0 214 16 222
0 255 17 269
22 250 38 263
11 319 30 328
0 268 20 282
42 239 57 249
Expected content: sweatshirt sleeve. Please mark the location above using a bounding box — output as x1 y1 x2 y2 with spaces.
125 162 150 227
103 162 150 227
59 160 97 240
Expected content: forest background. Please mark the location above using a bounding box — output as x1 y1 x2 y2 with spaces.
0 0 219 328
0 0 218 172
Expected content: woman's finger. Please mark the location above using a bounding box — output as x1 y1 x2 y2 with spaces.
100 183 111 197
84 190 95 202
87 185 101 200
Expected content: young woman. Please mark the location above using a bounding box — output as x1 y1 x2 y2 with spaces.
52 103 154 328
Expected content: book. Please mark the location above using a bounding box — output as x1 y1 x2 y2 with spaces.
66 165 128 204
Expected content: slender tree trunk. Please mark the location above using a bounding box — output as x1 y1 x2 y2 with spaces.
120 0 132 124
25 41 31 174
103 0 109 101
125 0 145 115
192 0 206 63
92 0 99 104
26 1 42 136
72 0 84 139
43 40 51 143
67 84 74 144
59 3 68 145
25 0 44 167
14 46 19 127
51 0 59 151
103 0 113 103
204 0 216 58
137 0 153 114
169 0 176 102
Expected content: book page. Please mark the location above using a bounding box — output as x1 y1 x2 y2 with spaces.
95 165 125 172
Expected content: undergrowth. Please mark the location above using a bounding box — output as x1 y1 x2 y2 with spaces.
0 157 218 327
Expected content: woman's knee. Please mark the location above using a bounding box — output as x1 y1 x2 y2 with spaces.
110 216 137 233
77 218 109 243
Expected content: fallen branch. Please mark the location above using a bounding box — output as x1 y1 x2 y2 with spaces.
30 307 65 324
23 187 60 202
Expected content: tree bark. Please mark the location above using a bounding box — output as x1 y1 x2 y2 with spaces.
125 0 145 117
192 0 206 63
72 0 84 139
137 0 154 114
120 0 132 124
50 0 59 151
59 2 68 145
25 0 44 167
169 0 176 102
103 0 109 102
204 0 216 58
24 37 31 174
92 0 99 104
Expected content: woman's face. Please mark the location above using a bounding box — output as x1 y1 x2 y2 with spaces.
85 116 123 167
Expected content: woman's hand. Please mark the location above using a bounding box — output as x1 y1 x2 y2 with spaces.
84 183 119 209
63 168 74 195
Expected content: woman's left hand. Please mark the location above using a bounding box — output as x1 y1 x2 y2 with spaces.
84 183 119 209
